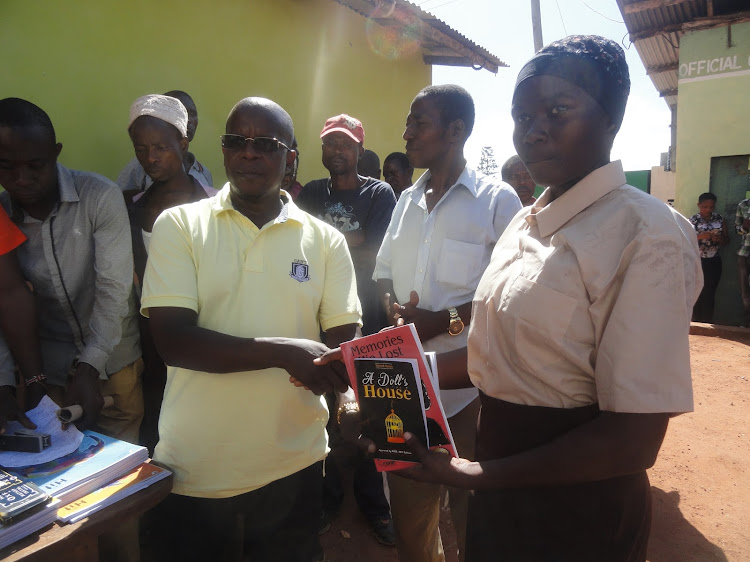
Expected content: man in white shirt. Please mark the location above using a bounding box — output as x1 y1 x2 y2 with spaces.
373 84 521 562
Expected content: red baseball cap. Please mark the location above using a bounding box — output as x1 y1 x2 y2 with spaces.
320 114 365 144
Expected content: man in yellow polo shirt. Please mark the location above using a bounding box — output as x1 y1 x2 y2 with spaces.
140 97 361 562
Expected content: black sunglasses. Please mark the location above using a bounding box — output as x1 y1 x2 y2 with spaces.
220 134 292 153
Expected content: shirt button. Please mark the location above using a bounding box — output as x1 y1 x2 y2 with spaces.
419 269 423 273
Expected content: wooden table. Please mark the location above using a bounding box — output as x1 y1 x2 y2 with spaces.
0 474 172 562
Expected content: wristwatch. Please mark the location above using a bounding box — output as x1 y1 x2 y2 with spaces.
448 307 464 336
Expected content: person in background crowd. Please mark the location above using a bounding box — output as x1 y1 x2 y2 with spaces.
0 97 143 562
689 192 728 323
296 114 396 546
735 196 750 326
281 137 304 200
125 94 218 454
0 205 44 433
373 84 521 562
141 97 360 562
297 115 396 336
383 151 414 199
0 97 142 441
118 90 213 200
501 154 537 206
381 35 701 562
358 148 382 179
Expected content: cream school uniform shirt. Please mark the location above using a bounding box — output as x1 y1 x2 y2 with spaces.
141 186 361 498
468 161 701 413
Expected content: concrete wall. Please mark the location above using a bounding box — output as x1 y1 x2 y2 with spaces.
0 0 431 186
650 166 676 204
674 21 750 215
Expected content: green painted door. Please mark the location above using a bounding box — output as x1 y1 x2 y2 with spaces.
709 155 750 326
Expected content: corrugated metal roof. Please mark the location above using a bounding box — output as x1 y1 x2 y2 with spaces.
331 0 507 73
617 0 750 108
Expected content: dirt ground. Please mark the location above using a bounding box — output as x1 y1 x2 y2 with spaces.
320 334 750 562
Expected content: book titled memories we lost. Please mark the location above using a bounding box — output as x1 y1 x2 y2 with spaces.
342 324 457 471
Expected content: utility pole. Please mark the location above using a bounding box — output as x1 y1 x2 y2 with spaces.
531 0 543 52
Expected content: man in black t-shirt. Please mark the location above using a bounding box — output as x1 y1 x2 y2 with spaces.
297 114 396 336
297 114 397 547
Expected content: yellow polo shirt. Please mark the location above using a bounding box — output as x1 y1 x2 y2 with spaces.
469 161 701 413
141 186 361 498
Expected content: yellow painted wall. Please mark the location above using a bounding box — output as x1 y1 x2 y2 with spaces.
0 0 430 186
674 22 750 215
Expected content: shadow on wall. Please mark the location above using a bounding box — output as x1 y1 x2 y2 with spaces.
648 487 728 562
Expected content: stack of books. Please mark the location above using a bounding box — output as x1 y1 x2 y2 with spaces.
0 499 60 551
57 462 170 524
0 429 167 551
340 323 457 471
0 468 59 550
8 430 149 505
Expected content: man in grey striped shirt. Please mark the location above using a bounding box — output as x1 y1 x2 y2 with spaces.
0 97 143 445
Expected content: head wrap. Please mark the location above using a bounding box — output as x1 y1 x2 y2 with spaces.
515 35 630 130
128 94 188 138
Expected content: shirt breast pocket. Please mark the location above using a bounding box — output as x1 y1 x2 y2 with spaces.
436 239 485 290
503 276 578 372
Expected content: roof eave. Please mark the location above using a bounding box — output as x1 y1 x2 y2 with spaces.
331 0 507 74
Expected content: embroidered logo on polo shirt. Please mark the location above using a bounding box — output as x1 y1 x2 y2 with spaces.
290 259 311 282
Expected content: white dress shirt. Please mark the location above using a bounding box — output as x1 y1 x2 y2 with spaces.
374 165 521 417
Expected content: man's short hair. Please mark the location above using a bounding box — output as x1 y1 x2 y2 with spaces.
226 98 294 146
361 149 380 169
698 192 717 203
384 152 411 170
417 84 475 137
0 97 56 143
501 155 524 182
164 90 196 113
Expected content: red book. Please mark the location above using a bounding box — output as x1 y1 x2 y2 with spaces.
340 324 457 471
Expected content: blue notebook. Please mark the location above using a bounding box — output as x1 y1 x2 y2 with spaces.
5 431 148 506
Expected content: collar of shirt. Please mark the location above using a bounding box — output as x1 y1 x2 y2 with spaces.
185 151 197 172
527 160 626 238
11 164 80 222
57 165 80 204
210 183 305 225
131 178 217 204
406 165 480 209
692 212 721 225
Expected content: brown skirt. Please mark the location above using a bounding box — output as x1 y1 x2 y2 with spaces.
465 393 651 562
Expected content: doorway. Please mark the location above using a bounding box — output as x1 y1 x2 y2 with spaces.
709 155 750 326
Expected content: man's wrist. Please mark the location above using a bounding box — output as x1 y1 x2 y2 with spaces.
24 374 47 388
448 307 464 336
260 337 308 373
414 309 448 341
71 362 101 383
337 401 359 425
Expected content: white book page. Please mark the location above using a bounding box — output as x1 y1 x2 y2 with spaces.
0 396 84 468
